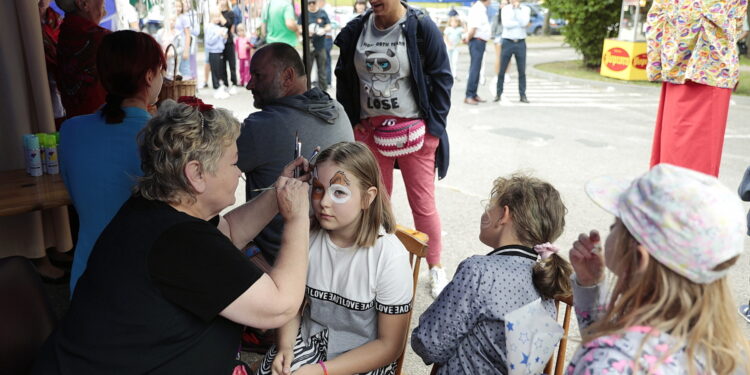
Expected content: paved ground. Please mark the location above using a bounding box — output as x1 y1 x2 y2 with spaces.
209 43 750 373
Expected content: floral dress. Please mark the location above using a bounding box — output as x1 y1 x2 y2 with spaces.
646 0 748 89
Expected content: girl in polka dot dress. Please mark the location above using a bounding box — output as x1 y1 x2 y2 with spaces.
411 173 573 374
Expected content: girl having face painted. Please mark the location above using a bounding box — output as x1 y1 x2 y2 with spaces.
257 142 414 375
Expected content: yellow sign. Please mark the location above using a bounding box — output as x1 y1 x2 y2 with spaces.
600 38 648 81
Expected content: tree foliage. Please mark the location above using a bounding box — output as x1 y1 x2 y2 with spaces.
545 0 622 68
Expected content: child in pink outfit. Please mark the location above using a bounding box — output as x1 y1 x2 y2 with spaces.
234 24 253 86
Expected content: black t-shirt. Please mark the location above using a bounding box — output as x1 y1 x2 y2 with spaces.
299 9 330 50
32 196 263 375
222 10 235 44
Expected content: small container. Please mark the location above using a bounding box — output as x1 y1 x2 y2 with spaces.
36 133 47 174
24 134 43 177
44 134 59 175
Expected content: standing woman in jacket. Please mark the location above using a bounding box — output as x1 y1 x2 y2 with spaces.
334 0 453 299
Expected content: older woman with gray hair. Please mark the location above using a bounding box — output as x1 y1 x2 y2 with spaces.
33 99 311 374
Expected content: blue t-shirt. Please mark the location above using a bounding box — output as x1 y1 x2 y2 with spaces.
60 107 150 294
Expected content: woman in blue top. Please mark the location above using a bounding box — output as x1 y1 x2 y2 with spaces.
60 30 166 293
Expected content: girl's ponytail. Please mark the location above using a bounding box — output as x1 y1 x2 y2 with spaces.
102 93 126 124
532 252 573 300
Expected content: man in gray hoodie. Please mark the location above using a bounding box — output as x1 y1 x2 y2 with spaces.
238 43 353 264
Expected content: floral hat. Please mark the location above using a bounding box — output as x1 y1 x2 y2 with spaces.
585 163 745 284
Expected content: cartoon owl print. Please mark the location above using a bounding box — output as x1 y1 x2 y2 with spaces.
364 49 400 98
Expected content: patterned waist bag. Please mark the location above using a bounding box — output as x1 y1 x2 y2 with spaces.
369 116 426 158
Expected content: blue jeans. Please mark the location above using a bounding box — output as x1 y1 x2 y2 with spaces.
496 39 527 98
325 37 333 84
465 38 486 99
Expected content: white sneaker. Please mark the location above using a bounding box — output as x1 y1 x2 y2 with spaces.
429 267 448 299
228 86 238 95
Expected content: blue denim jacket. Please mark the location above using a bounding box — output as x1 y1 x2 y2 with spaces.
334 5 454 179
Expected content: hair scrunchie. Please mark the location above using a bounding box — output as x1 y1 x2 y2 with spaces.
533 242 560 260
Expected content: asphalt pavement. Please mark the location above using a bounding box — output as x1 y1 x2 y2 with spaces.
211 43 750 373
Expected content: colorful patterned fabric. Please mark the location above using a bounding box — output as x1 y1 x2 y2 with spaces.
41 7 62 74
585 164 746 284
57 13 110 118
566 279 744 374
646 0 748 89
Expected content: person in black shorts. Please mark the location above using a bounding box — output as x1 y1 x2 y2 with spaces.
32 98 312 374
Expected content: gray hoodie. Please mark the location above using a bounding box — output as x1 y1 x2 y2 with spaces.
237 87 354 262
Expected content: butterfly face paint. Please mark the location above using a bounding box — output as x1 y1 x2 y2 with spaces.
327 171 352 204
312 169 353 204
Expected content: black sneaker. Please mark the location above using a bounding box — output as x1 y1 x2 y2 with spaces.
493 95 501 102
520 96 530 103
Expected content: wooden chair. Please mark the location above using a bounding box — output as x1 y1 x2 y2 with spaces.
429 295 574 375
393 225 429 375
543 295 574 375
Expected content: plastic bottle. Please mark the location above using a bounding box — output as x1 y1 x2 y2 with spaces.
24 134 43 177
36 133 47 174
44 134 59 175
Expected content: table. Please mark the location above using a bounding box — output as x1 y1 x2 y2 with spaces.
0 169 71 217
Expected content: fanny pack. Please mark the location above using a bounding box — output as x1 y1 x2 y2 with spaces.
371 117 426 158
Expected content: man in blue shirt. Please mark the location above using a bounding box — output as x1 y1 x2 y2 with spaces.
300 0 332 91
494 0 530 103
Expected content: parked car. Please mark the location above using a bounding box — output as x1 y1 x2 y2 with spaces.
487 1 566 36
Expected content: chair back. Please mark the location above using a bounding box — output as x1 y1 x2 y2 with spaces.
543 294 574 375
0 256 57 374
393 225 429 375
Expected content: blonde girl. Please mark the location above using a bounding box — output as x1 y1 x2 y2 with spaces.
257 142 413 375
411 173 573 374
568 164 750 374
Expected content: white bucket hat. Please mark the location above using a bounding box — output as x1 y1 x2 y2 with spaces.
585 164 746 284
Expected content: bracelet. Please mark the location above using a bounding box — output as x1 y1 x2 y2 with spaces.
318 360 329 375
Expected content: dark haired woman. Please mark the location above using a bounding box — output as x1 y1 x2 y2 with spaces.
59 30 166 293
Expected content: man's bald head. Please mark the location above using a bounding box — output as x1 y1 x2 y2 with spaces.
254 43 307 78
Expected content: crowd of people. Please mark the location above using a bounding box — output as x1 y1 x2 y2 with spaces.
25 0 750 373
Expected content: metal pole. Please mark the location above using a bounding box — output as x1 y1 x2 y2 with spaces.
300 0 311 89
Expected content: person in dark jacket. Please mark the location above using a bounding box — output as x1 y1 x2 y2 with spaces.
334 0 453 298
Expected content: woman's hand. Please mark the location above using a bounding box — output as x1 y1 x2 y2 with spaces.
271 347 295 375
569 230 604 287
292 363 322 375
275 177 309 222
281 156 311 182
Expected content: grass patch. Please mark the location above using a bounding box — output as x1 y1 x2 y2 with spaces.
741 55 750 67
535 60 750 96
737 71 750 96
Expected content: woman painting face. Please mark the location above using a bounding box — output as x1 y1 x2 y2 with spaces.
201 142 242 215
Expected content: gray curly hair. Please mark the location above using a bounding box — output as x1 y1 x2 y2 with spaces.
135 100 240 204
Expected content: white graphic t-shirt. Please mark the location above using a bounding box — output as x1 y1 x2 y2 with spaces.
300 229 413 360
354 14 420 119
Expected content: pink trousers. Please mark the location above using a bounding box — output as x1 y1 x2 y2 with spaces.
356 121 443 266
650 81 731 177
238 58 251 86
